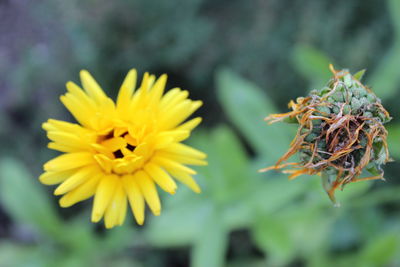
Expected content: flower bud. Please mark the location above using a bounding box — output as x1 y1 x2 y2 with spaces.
262 65 392 205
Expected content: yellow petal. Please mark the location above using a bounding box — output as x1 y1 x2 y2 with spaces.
91 175 118 222
59 174 102 207
162 143 206 159
80 70 107 104
44 152 94 172
147 74 167 108
93 154 113 174
159 100 202 130
91 144 115 159
152 135 173 150
43 119 81 132
160 89 188 110
175 117 202 132
65 81 97 109
101 137 126 152
117 69 137 111
133 143 150 158
129 72 151 109
39 169 76 185
118 190 128 226
54 165 98 195
138 72 151 91
47 131 86 148
165 168 201 193
60 94 96 128
144 162 177 194
122 175 145 225
135 170 161 216
153 156 196 175
48 142 77 153
104 182 127 229
146 75 156 90
114 127 129 138
155 151 207 166
157 130 190 142
44 120 95 146
153 155 201 192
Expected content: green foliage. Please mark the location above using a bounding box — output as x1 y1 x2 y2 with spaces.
368 0 400 100
359 232 400 267
252 214 295 265
2 68 399 266
215 70 400 266
216 69 293 159
191 211 228 267
0 158 61 236
0 158 139 266
291 44 333 90
200 128 249 205
1 0 400 266
387 124 400 159
146 125 258 265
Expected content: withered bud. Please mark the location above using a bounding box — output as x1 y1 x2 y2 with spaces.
261 65 392 206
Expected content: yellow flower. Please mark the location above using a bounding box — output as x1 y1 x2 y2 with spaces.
40 69 207 228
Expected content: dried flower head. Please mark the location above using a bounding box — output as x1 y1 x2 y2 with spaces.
261 65 392 205
40 69 207 228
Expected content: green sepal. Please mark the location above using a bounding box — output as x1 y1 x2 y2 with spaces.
353 69 366 81
283 116 298 124
321 172 340 207
366 164 382 176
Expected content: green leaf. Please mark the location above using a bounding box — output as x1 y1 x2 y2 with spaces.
225 258 268 267
359 232 399 266
191 210 228 267
291 44 333 89
368 45 400 100
250 176 311 213
368 0 400 101
0 242 50 267
368 46 400 100
350 186 400 207
222 198 254 230
145 193 212 247
212 126 249 176
147 125 256 246
0 157 61 236
252 214 295 265
216 69 292 158
387 124 400 159
263 199 332 257
195 126 254 204
101 224 136 254
335 178 372 203
251 178 334 264
388 0 400 35
56 217 98 258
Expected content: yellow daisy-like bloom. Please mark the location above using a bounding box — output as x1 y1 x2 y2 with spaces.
40 69 206 228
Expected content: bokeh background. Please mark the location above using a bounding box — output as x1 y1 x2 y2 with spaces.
1 0 400 266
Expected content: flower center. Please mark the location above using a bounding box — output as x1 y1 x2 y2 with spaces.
93 127 152 175
112 144 137 158
110 133 137 159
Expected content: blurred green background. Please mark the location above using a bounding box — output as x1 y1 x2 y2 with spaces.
1 0 400 266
